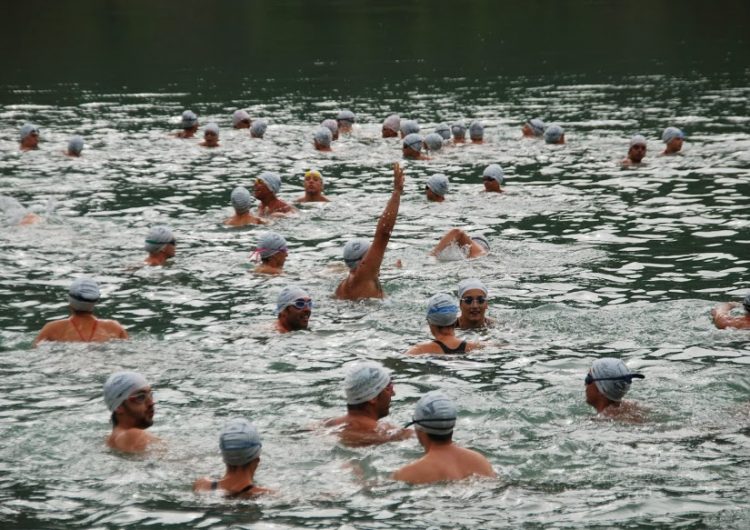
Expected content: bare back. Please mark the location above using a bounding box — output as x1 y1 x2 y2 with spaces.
34 316 128 346
393 444 495 484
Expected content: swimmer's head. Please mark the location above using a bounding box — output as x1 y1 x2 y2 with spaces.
343 238 370 270
230 186 253 214
67 135 84 156
630 134 647 148
469 120 484 141
256 171 282 196
471 235 490 253
588 358 644 402
144 225 175 255
313 126 333 149
250 119 267 138
407 391 457 436
204 122 220 137
423 132 444 152
383 114 401 137
219 418 262 466
337 109 356 126
426 174 449 198
661 127 684 144
482 164 505 184
400 119 420 137
321 119 339 140
426 293 459 327
20 123 40 141
232 110 251 128
525 118 546 137
435 123 451 140
458 278 487 299
544 124 565 144
344 360 391 405
403 133 424 155
68 276 101 312
743 294 750 313
255 231 288 260
103 371 149 412
181 110 198 130
276 285 311 314
451 121 467 140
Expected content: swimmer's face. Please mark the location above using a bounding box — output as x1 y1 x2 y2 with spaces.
203 130 219 147
483 177 501 193
21 131 39 149
375 380 394 419
628 144 646 163
236 119 251 129
425 186 441 202
403 146 420 159
666 137 683 152
124 386 155 428
254 180 271 200
304 173 323 194
337 120 353 132
382 127 398 138
522 124 534 137
460 289 488 323
164 242 176 258
281 298 312 330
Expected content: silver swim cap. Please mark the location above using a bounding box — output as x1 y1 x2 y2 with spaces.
230 186 253 214
426 293 459 326
434 123 451 140
232 110 251 127
181 110 198 129
204 122 219 136
469 120 484 140
337 109 355 124
589 358 644 402
144 225 175 254
661 127 684 143
423 132 444 152
457 278 487 299
67 135 84 155
19 123 39 141
255 231 287 260
314 126 333 148
219 418 262 466
400 119 420 136
408 390 457 435
343 238 370 269
276 285 311 314
451 121 466 138
321 119 338 138
471 235 490 252
103 371 148 412
383 114 401 133
526 118 546 137
544 124 564 144
403 133 424 152
250 119 267 138
68 276 100 312
344 361 390 405
629 134 647 147
482 164 504 184
257 171 281 195
426 174 449 197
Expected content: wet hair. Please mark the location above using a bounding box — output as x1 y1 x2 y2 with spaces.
226 460 257 472
426 431 453 442
346 402 369 412
111 411 118 426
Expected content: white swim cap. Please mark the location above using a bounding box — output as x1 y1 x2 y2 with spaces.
232 110 251 127
629 134 647 147
67 135 84 155
255 231 287 260
590 358 644 402
336 109 355 124
383 114 400 133
457 278 487 299
426 174 449 197
250 119 267 138
19 123 40 141
219 418 262 466
526 118 546 137
68 276 100 312
276 285 311 314
344 361 391 405
469 120 484 140
434 123 451 140
230 186 253 214
103 371 148 412
257 172 281 195
409 390 457 435
321 119 338 138
343 238 370 269
204 122 219 136
426 293 459 326
544 124 564 144
314 126 333 148
400 119 420 136
403 133 424 152
144 225 175 254
181 110 198 129
451 121 466 138
423 132 444 152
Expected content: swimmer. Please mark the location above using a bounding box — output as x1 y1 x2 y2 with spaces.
662 127 684 155
200 123 220 148
194 418 272 497
434 123 451 141
425 174 449 203
254 172 296 216
33 277 129 346
250 119 267 139
423 132 444 153
334 163 404 300
406 293 482 355
19 123 40 151
321 119 339 141
451 121 467 144
144 225 176 266
175 110 199 138
313 127 333 152
393 391 495 484
544 124 565 145
711 294 750 330
275 285 312 333
336 109 355 133
252 231 288 275
224 186 264 226
104 371 158 453
0 195 40 225
482 164 505 193
324 361 413 447
403 134 429 160
430 228 490 259
382 114 400 138
457 278 494 329
296 170 330 203
65 135 84 157
469 121 484 144
400 119 420 139
622 134 647 166
522 118 546 138
232 110 252 129
585 358 645 421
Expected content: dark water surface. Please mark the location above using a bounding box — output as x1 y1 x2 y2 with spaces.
1 2 750 529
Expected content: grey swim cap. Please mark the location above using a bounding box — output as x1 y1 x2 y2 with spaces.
403 133 424 152
257 171 281 195
344 361 390 405
423 132 444 152
400 119 420 136
343 238 370 269
103 371 148 412
219 418 262 466
451 121 466 139
544 124 564 144
250 119 267 138
743 294 750 313
661 127 684 143
426 293 459 327
277 285 311 314
230 186 253 214
471 234 490 252
409 391 457 435
383 114 401 133
19 123 39 141
67 135 84 155
435 123 451 140
629 134 647 147
232 110 251 127
482 164 504 184
314 126 333 148
590 358 642 402
204 122 219 136
68 276 100 312
181 110 198 129
426 174 449 197
458 278 487 299
321 119 338 138
469 120 484 140
527 118 546 137
255 231 287 260
144 225 175 254
337 109 355 124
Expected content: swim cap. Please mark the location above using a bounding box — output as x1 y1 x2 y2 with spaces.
544 124 564 144
250 119 267 138
103 371 148 412
383 114 401 133
304 169 322 181
434 123 451 140
629 134 647 147
181 110 198 129
743 294 750 313
469 120 484 140
337 109 356 124
257 171 281 195
423 132 444 152
451 121 466 138
343 238 370 269
204 122 219 136
321 119 338 139
426 293 459 326
277 285 311 314
68 276 100 312
67 135 84 155
344 361 390 405
471 234 490 252
590 358 642 402
255 231 287 260
482 164 504 184
314 126 333 148
526 118 546 137
403 133 424 153
400 120 420 136
19 123 39 141
144 225 175 254
457 278 487 299
661 127 684 143
426 174 449 197
232 110 251 127
219 418 262 466
409 391 457 435
230 186 253 214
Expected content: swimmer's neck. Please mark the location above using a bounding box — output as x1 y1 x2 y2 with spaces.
69 311 96 321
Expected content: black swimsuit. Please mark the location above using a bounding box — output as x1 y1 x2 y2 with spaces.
210 481 255 496
432 339 467 354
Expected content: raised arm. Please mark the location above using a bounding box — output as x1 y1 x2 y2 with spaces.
430 228 472 256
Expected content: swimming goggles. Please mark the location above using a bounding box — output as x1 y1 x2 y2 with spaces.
291 298 313 310
584 373 644 385
461 296 486 305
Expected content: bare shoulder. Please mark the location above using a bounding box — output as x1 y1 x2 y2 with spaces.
110 428 153 453
392 462 421 483
460 447 496 476
406 341 442 356
100 319 128 337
